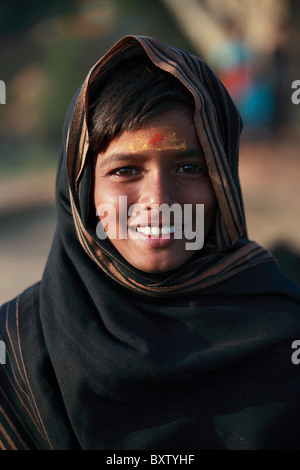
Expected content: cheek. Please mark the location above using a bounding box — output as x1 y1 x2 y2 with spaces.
94 182 139 240
94 180 122 214
94 181 119 235
204 185 217 212
187 179 217 208
94 172 140 217
188 182 217 234
203 188 218 233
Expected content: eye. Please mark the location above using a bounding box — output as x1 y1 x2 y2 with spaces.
176 163 206 174
112 167 140 177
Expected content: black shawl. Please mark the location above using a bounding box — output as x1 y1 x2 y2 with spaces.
1 35 300 450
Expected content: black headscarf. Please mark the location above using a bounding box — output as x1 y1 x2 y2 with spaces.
1 36 300 450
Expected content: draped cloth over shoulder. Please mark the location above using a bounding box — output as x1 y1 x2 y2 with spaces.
1 35 300 450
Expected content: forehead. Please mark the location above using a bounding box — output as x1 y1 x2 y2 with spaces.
112 126 188 153
102 107 200 155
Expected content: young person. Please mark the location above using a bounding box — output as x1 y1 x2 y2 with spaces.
1 35 300 450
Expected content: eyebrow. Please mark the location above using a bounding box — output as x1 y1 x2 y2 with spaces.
99 149 205 168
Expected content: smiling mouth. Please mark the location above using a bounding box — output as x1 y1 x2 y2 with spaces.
135 225 176 236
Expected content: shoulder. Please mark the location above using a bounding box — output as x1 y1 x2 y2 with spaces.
0 281 41 364
0 389 40 450
205 261 300 310
244 262 300 301
0 282 41 450
0 282 41 326
0 282 41 356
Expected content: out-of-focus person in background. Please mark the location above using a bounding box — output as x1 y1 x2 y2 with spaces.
209 17 276 137
1 34 300 450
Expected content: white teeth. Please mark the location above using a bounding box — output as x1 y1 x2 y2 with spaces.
135 226 151 235
151 226 160 236
161 225 175 235
136 225 175 235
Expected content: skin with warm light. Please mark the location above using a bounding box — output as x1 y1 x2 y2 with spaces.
94 107 217 273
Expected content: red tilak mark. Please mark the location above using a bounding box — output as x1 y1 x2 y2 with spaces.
148 133 163 147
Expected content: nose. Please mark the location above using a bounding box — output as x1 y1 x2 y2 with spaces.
137 170 174 209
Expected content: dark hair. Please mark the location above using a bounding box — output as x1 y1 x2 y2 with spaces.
88 44 195 153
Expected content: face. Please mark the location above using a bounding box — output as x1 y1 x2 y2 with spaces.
93 107 217 273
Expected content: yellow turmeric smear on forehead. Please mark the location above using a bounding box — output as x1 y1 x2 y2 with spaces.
125 127 187 153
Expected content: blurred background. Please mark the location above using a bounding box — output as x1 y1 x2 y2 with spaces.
0 0 300 303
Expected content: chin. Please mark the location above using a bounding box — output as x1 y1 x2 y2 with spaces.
134 258 189 274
